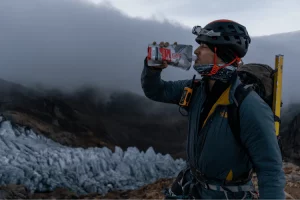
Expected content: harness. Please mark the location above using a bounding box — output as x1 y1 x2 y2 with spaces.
165 166 258 200
190 167 254 192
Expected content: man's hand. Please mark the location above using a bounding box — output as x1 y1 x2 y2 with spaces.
149 41 170 70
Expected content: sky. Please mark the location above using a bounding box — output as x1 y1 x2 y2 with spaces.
0 0 299 105
87 0 300 37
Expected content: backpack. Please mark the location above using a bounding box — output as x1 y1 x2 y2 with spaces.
228 63 281 149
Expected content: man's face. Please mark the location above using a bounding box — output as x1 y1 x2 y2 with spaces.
193 43 215 66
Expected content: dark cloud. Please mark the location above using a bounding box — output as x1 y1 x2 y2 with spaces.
165 0 271 17
0 0 196 94
243 31 300 105
0 0 299 106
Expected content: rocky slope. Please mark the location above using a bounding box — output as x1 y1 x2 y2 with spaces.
1 77 299 163
281 108 300 165
0 78 188 160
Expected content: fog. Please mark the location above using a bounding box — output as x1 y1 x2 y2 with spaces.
0 0 299 106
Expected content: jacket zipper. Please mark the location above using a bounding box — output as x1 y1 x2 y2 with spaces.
194 84 205 167
195 83 231 168
197 105 220 169
199 108 216 152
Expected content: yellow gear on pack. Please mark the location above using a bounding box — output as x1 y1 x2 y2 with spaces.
272 55 284 136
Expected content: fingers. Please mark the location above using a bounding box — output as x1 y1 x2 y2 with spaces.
153 41 177 46
158 41 170 47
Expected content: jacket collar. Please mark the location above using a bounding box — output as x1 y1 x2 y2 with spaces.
201 74 241 127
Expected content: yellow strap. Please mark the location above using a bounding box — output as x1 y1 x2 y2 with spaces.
226 169 233 181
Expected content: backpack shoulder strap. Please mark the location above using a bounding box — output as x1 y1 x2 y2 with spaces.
227 84 252 147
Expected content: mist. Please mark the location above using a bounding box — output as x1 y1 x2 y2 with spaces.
0 0 299 106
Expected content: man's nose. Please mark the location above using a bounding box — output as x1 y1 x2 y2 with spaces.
194 46 200 55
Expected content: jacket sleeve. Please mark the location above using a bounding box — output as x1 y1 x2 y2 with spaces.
239 91 286 199
141 57 192 104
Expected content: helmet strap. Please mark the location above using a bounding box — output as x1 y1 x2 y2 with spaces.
208 47 241 75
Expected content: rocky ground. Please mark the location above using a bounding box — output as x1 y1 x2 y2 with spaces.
0 162 300 199
282 162 300 199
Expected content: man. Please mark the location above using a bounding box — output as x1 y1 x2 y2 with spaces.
141 19 285 199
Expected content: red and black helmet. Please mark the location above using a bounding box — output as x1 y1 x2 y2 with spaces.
193 19 251 65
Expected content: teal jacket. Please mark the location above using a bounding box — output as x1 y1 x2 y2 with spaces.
141 60 286 199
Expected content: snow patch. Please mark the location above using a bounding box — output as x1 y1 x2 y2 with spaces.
0 119 186 195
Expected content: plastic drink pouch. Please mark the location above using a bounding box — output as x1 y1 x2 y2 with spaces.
147 42 195 71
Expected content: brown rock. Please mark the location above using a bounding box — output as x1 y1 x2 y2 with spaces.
0 184 30 199
31 187 79 199
284 167 293 174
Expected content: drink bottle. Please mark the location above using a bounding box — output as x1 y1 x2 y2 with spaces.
147 42 196 71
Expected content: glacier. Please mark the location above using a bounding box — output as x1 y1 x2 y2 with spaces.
0 117 186 195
